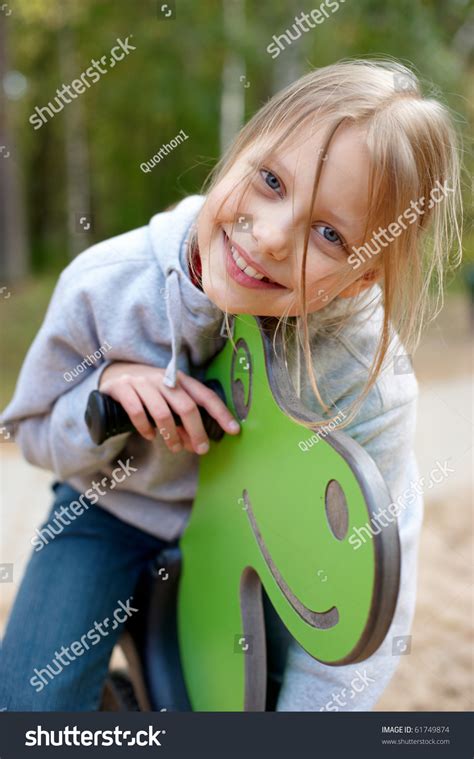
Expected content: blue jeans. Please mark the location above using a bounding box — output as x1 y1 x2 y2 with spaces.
0 482 173 711
0 478 415 712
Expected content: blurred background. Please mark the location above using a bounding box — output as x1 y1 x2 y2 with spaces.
0 0 472 711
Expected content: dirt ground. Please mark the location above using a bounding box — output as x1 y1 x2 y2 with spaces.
375 486 472 712
0 295 472 711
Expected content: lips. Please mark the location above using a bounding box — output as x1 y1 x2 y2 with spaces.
223 230 285 290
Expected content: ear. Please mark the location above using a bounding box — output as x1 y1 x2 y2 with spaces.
338 269 381 299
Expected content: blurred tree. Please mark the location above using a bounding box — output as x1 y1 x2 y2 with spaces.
220 0 247 153
2 0 471 278
57 20 91 259
0 14 28 281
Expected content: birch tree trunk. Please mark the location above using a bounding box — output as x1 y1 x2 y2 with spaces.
58 23 91 259
220 0 247 154
0 13 28 282
271 0 304 92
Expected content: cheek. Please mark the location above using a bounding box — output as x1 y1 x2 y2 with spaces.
294 253 328 285
197 202 220 255
208 171 252 220
198 201 225 252
299 259 341 301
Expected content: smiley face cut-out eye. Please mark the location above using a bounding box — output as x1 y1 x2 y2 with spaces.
231 338 252 421
324 480 349 541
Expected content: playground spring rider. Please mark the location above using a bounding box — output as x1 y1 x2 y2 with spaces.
85 313 400 711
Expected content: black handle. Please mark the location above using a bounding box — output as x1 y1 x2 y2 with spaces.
85 379 226 445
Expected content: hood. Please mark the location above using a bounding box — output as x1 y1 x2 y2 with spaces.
148 195 230 388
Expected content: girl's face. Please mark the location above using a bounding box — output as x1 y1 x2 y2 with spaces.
196 121 375 317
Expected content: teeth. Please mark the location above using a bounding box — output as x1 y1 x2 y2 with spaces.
230 245 266 281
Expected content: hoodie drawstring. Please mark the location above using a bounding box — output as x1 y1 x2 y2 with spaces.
162 266 231 389
163 269 183 388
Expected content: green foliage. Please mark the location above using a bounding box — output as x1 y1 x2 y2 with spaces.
0 274 58 407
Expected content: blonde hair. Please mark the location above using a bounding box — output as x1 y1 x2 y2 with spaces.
188 58 463 429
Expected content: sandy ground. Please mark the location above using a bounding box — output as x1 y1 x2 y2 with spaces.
375 296 473 712
0 295 472 711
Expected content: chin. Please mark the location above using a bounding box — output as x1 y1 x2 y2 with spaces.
201 267 291 317
204 287 286 317
201 282 240 314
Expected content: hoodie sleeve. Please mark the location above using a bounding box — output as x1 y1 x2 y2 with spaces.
0 268 129 479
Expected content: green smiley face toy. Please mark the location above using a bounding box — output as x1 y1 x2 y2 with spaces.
178 313 400 711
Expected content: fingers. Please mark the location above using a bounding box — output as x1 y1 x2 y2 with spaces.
159 381 211 455
175 371 241 436
99 365 241 455
176 426 196 454
132 376 183 451
101 377 156 441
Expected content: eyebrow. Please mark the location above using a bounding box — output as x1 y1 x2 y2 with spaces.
322 210 350 230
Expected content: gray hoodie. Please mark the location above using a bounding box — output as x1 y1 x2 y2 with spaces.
1 195 230 539
1 194 419 543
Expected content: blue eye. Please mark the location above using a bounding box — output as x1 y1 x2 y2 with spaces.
315 224 343 246
260 169 282 194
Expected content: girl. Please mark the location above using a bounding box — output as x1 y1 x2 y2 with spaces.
0 58 462 711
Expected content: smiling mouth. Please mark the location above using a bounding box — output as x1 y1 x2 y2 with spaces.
242 489 338 629
223 230 286 290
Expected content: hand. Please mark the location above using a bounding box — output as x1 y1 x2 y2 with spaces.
99 362 240 454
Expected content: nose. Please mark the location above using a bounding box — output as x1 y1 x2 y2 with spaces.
251 219 290 261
